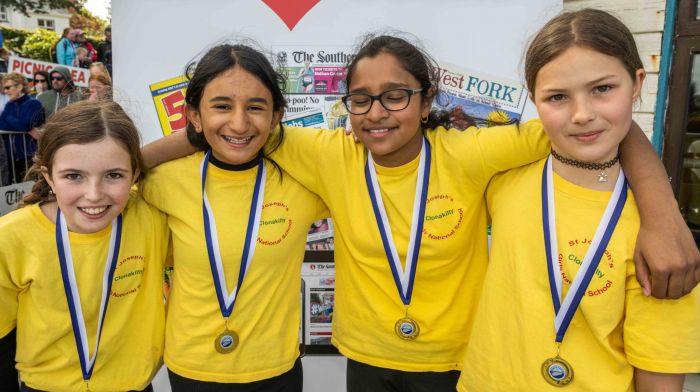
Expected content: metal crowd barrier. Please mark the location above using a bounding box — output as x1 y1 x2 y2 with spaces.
0 129 33 186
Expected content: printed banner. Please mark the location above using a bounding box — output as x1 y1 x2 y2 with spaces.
0 181 34 217
9 55 90 88
149 76 189 136
301 262 335 346
434 62 528 127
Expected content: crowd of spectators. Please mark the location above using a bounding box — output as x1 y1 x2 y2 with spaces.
0 25 113 186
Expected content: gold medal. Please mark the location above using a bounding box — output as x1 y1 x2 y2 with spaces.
214 329 239 354
541 356 573 387
394 317 419 340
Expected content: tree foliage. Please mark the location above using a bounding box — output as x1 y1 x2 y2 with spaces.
0 25 31 53
69 6 106 37
21 28 58 62
0 0 85 17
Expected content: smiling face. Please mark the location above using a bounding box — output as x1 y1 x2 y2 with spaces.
532 46 644 164
347 52 431 167
43 137 137 234
187 66 282 165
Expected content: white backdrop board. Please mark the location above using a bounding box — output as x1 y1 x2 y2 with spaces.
113 0 561 143
112 1 561 390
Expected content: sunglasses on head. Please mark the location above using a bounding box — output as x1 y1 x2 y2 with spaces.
51 76 65 81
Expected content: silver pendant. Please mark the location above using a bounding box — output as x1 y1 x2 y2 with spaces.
597 171 608 182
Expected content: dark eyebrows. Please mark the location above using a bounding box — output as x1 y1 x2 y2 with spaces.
208 96 270 104
349 82 411 94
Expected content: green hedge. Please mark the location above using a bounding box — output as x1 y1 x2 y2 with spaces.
1 25 104 62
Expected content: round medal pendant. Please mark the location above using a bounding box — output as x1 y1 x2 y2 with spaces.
394 317 420 340
541 356 574 387
214 329 239 354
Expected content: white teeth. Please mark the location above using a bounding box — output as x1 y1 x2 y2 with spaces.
223 135 252 144
368 128 390 134
80 207 107 215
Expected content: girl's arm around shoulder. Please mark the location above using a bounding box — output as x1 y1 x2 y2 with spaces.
141 131 197 170
620 124 700 299
443 119 549 181
634 369 685 392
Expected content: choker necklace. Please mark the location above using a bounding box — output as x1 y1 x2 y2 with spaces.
209 152 262 171
550 149 619 183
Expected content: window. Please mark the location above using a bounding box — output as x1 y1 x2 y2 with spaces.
37 18 55 31
0 6 8 22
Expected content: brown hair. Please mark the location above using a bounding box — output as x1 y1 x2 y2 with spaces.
2 73 29 94
524 8 643 97
22 100 145 205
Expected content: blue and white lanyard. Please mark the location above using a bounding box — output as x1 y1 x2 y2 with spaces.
365 137 431 304
56 210 122 381
541 155 627 342
201 151 265 317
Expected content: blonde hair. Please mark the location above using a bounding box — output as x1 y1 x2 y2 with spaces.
89 62 112 84
3 73 29 94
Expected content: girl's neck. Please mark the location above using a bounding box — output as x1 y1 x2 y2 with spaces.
551 159 620 191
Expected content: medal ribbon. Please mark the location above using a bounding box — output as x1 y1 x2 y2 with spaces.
365 137 431 304
56 210 122 381
201 150 265 317
542 155 627 342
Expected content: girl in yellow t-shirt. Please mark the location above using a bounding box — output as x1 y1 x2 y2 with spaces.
143 36 698 391
0 100 168 391
142 44 327 390
458 9 700 391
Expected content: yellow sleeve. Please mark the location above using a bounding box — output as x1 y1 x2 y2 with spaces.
623 261 700 373
472 119 550 180
0 236 21 338
268 125 344 195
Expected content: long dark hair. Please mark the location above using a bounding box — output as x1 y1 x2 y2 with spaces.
184 43 287 168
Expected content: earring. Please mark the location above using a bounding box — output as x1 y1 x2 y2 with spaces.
48 189 54 195
421 116 429 124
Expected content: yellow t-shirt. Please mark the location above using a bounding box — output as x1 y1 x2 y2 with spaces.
143 152 328 383
271 121 549 371
0 197 168 392
457 160 700 391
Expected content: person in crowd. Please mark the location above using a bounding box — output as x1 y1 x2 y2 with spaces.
142 44 328 391
89 62 112 85
0 100 168 391
75 30 97 62
144 35 700 391
0 73 44 183
75 47 92 69
37 66 83 118
0 48 9 74
97 26 112 76
56 29 77 67
87 73 111 101
30 71 50 97
50 28 70 63
458 9 700 391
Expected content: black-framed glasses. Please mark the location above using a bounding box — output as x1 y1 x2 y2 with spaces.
341 88 422 115
51 76 65 81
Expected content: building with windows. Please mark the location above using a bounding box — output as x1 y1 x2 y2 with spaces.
0 5 70 33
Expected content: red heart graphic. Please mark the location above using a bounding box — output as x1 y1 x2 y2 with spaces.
262 0 320 30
